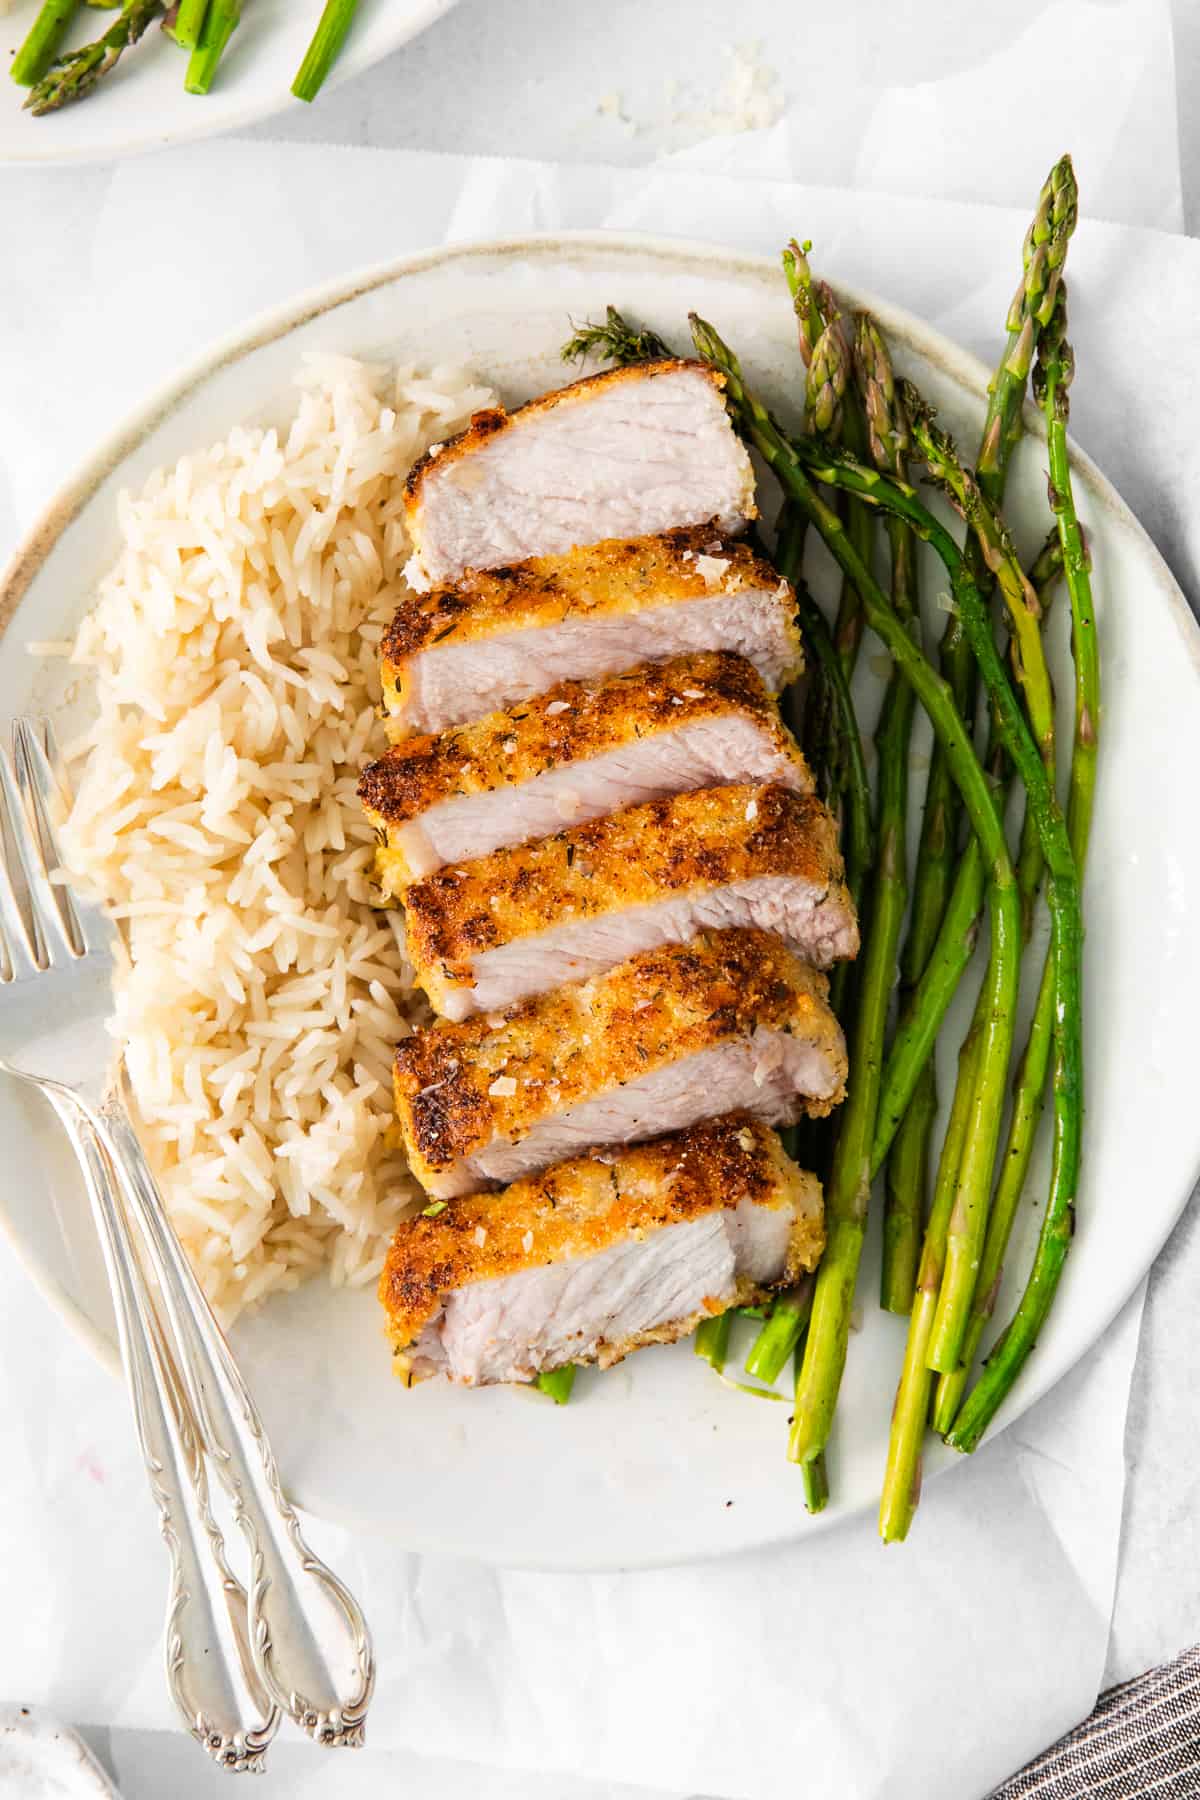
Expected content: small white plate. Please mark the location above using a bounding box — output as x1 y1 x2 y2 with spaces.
0 0 458 166
0 1708 121 1800
1 235 1198 1569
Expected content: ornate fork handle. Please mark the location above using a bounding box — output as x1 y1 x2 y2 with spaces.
95 1085 375 1747
38 1080 280 1772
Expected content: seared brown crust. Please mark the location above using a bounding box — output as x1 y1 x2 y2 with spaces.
393 928 846 1187
360 651 809 837
379 1112 825 1350
395 783 851 1000
380 524 795 692
402 359 726 506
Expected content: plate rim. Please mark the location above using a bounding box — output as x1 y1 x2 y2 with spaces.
1 229 1198 1565
0 0 460 169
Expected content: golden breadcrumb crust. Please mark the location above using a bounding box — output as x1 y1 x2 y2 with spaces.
394 928 846 1188
395 782 852 1010
379 1112 825 1354
360 650 810 852
379 524 797 713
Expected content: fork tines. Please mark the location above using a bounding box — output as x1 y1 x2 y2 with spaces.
0 720 84 980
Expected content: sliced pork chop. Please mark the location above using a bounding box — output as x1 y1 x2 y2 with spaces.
380 1113 824 1385
401 360 756 592
396 782 859 1022
361 652 812 884
381 525 800 736
394 929 847 1198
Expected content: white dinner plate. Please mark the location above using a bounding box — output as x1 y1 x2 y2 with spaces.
0 1708 121 1799
1 235 1198 1569
0 0 458 166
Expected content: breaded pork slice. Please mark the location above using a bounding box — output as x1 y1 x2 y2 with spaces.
360 652 812 884
380 1113 824 1385
395 929 847 1198
397 783 859 1022
401 360 756 592
382 525 800 736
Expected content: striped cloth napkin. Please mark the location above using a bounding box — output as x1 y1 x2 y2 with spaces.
993 1646 1200 1798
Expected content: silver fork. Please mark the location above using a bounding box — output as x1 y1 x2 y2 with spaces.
0 718 375 1755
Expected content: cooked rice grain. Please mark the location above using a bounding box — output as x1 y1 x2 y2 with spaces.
60 355 496 1321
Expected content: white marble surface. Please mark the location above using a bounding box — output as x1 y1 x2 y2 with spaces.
0 3 1198 1796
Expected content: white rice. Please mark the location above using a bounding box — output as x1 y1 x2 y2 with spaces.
59 354 496 1322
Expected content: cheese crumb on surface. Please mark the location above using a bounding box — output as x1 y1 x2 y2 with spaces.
474 1225 487 1248
745 798 758 821
694 553 731 586
686 42 784 135
545 700 570 716
681 688 706 699
488 1075 518 1098
599 43 783 143
522 1230 535 1255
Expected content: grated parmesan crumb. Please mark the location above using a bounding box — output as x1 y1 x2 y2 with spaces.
545 699 570 716
522 1229 534 1255
474 1225 487 1248
488 1075 518 1098
694 553 731 586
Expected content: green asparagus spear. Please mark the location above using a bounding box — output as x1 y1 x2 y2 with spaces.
11 0 79 86
169 0 207 50
782 239 836 368
694 1311 734 1371
792 317 874 945
784 243 874 817
25 0 161 112
1039 291 1099 866
879 1003 985 1539
293 0 360 103
977 155 1078 503
882 1056 936 1314
854 313 923 1314
946 280 1097 1452
536 1366 577 1405
184 0 236 93
745 1280 815 1385
805 320 848 439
